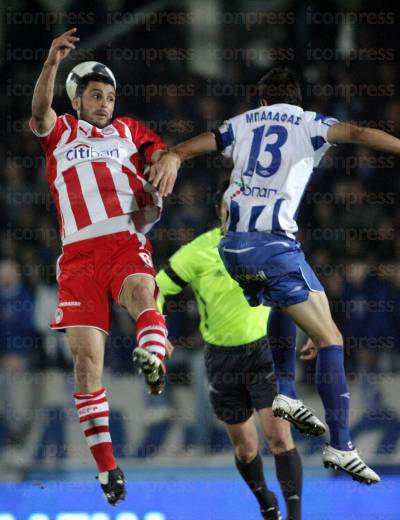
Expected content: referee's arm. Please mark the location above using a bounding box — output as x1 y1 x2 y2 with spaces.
156 263 189 312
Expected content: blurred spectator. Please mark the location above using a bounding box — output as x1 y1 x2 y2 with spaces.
0 259 35 360
0 259 38 448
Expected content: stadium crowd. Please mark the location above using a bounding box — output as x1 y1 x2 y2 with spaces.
0 0 399 456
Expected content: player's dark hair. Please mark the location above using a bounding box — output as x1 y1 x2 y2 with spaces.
257 67 302 106
75 73 115 98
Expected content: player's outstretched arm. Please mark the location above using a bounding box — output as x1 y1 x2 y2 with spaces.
149 132 217 196
31 28 79 135
327 122 400 155
171 132 218 162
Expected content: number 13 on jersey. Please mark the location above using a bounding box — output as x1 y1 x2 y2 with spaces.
244 124 288 178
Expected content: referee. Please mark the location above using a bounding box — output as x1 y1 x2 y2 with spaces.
156 185 302 520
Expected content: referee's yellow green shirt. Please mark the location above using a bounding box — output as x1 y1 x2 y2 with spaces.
156 227 270 347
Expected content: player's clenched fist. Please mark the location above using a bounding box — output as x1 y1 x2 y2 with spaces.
45 28 80 67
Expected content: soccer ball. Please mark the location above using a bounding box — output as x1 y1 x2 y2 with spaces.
65 61 116 101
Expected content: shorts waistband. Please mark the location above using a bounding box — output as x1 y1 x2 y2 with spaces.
224 231 294 242
205 336 268 353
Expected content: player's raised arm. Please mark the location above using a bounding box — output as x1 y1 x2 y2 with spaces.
31 28 79 135
149 132 218 196
327 122 400 155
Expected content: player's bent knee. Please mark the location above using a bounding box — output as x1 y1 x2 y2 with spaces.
316 330 343 348
264 419 294 454
312 320 343 348
119 277 155 311
265 430 293 454
234 443 259 464
231 435 259 463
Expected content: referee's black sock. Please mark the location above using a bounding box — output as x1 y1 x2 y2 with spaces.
274 448 303 520
235 453 277 512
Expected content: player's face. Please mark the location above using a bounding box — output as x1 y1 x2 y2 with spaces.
74 81 116 128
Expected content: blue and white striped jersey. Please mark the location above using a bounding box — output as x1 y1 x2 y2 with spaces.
215 103 338 238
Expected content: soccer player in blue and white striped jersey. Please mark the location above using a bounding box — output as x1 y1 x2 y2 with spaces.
150 67 400 484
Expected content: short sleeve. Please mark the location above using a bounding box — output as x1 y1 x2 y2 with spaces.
169 241 198 284
308 112 339 147
306 112 339 166
29 116 67 154
123 117 168 163
212 116 239 158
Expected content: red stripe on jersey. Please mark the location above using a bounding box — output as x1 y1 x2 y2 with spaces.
84 425 110 437
63 166 92 230
76 396 107 410
91 126 104 138
65 116 78 144
92 162 123 218
113 120 127 138
130 152 147 181
121 165 154 210
44 118 69 238
80 411 109 423
47 157 65 238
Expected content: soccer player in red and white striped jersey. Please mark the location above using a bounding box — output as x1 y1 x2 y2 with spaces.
30 29 180 505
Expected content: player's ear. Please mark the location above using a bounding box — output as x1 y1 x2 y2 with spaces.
71 96 81 112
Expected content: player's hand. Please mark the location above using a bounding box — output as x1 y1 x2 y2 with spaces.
149 151 181 197
45 28 80 66
165 338 175 360
300 338 318 361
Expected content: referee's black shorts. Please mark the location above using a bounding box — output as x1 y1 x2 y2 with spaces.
204 336 277 425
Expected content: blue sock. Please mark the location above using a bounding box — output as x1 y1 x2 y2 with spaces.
316 345 353 451
267 309 297 399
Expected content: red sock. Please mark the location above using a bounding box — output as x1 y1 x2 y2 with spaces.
136 308 167 363
74 388 117 473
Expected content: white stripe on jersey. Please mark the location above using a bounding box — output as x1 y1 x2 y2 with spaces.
54 158 77 238
110 166 140 213
60 115 73 146
75 162 108 222
118 119 133 141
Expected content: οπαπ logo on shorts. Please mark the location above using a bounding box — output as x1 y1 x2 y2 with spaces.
54 307 64 324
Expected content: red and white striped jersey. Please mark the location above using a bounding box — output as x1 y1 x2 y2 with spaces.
30 114 167 242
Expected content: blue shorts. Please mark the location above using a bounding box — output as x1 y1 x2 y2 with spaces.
219 231 323 309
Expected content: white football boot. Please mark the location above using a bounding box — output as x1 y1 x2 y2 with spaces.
323 444 380 484
272 394 326 436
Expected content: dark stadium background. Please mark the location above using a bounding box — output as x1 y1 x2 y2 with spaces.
0 1 399 519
